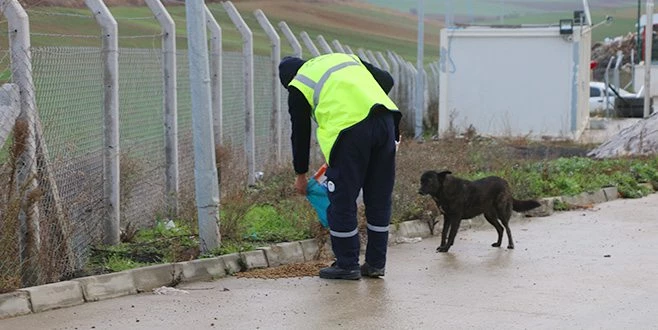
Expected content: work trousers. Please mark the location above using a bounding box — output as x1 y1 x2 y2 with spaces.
324 109 396 270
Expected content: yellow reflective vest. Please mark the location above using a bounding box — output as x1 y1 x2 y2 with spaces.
288 53 398 164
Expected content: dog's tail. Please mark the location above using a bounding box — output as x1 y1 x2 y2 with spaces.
512 199 541 212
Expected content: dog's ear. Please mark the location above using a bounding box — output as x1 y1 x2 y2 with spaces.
436 170 452 182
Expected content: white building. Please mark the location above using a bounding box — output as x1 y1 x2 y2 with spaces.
438 23 592 140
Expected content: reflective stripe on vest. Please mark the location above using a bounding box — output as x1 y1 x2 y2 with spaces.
293 58 361 119
288 53 398 164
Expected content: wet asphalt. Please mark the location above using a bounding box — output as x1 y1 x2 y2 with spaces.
2 193 658 330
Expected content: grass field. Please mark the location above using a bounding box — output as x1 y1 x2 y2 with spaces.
362 0 634 16
361 0 638 42
0 1 442 63
479 6 639 43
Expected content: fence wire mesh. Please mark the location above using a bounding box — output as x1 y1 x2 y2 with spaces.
31 45 105 275
175 50 195 203
1 43 83 290
118 47 167 228
1 4 428 293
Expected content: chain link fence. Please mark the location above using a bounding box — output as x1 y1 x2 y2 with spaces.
0 2 440 292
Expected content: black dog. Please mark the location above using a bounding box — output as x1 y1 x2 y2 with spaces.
418 170 541 252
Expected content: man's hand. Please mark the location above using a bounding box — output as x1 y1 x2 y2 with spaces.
294 173 307 195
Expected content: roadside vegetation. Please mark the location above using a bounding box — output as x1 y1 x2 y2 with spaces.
82 134 658 277
0 0 651 290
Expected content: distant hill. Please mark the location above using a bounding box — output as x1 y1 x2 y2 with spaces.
358 0 638 41
0 0 442 63
359 0 635 18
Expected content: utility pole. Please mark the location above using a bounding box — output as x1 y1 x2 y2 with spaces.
415 0 424 141
639 0 643 63
645 0 654 118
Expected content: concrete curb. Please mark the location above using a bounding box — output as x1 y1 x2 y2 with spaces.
20 281 84 313
75 271 136 302
259 242 305 267
603 187 619 201
221 253 242 274
2 185 653 320
299 239 321 261
130 264 182 293
240 250 268 270
0 291 32 319
562 189 608 207
179 257 227 282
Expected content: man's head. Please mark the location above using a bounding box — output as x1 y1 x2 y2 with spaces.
279 56 306 89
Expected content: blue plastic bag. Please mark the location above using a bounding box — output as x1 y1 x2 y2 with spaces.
306 178 329 228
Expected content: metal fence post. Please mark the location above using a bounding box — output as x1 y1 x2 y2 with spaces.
3 0 41 286
0 84 20 147
357 48 368 61
254 9 282 164
205 6 223 147
613 50 623 92
316 35 333 54
387 50 400 101
145 0 178 217
85 0 120 246
223 1 256 186
186 0 220 252
375 51 390 72
299 31 321 57
390 52 404 106
298 31 322 164
331 40 345 53
409 62 418 128
278 21 302 58
366 50 381 68
644 0 654 118
416 0 425 140
392 52 409 108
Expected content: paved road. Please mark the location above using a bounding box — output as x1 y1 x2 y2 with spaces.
3 194 658 330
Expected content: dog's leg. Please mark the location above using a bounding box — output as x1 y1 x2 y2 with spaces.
484 212 504 247
502 219 514 249
437 215 460 252
436 216 451 252
445 216 461 250
499 208 515 249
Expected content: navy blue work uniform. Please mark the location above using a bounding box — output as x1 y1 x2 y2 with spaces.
279 56 401 275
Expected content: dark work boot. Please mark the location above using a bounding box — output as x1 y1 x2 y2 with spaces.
360 263 385 278
319 263 361 280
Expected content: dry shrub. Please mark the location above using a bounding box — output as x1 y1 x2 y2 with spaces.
0 161 21 293
216 143 248 197
218 189 253 242
1 120 29 292
1 120 78 290
119 151 144 223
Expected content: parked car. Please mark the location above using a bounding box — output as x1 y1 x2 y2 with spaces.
589 81 636 115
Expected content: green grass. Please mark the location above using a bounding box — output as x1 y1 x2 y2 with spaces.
0 3 438 61
80 139 658 275
86 219 200 274
362 0 632 17
104 254 149 272
243 202 314 242
465 156 658 200
479 7 639 43
362 0 530 16
362 0 637 42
